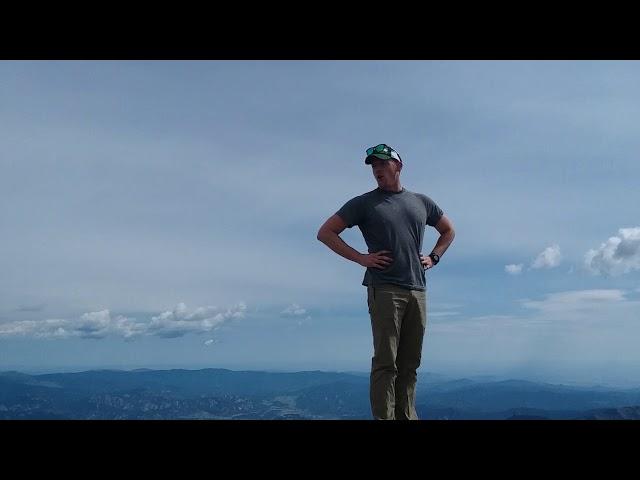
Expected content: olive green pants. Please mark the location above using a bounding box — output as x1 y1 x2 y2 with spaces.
367 284 427 420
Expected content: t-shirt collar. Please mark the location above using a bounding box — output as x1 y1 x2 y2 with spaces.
377 186 405 194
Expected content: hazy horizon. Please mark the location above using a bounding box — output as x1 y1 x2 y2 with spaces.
3 362 639 390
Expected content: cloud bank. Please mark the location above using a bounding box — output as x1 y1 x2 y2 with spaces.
0 302 247 340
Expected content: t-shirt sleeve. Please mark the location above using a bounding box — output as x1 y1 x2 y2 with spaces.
335 196 365 228
422 194 444 227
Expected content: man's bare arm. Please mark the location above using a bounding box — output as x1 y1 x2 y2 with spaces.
431 214 456 257
317 215 393 269
420 214 455 269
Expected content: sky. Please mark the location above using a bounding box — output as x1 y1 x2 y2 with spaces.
1 60 640 386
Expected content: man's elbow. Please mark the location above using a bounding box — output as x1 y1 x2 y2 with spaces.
317 227 337 243
447 227 456 241
438 224 455 240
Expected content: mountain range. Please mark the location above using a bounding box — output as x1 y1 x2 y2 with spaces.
2 368 640 419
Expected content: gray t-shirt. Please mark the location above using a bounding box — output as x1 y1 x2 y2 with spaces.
336 187 443 291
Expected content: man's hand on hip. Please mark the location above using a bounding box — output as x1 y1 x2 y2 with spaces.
358 250 394 269
420 254 435 270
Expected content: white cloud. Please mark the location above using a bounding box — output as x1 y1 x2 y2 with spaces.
522 289 626 314
281 304 307 317
148 302 247 339
281 304 312 327
505 264 523 275
0 302 247 341
531 244 562 269
585 227 640 276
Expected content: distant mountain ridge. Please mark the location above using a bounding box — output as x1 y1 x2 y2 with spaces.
580 406 640 420
1 368 640 420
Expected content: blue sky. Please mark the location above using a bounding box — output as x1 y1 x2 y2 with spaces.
1 61 640 386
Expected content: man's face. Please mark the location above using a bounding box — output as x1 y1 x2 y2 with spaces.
371 158 401 189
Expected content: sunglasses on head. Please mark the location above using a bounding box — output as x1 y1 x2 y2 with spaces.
366 144 392 156
366 144 402 163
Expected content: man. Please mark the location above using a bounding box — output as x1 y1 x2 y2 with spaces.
316 143 455 420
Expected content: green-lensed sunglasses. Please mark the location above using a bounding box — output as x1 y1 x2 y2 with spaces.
365 144 402 164
366 144 391 156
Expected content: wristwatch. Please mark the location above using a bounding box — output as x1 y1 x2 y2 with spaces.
428 252 440 265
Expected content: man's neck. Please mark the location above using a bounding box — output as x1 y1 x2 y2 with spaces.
379 182 403 193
